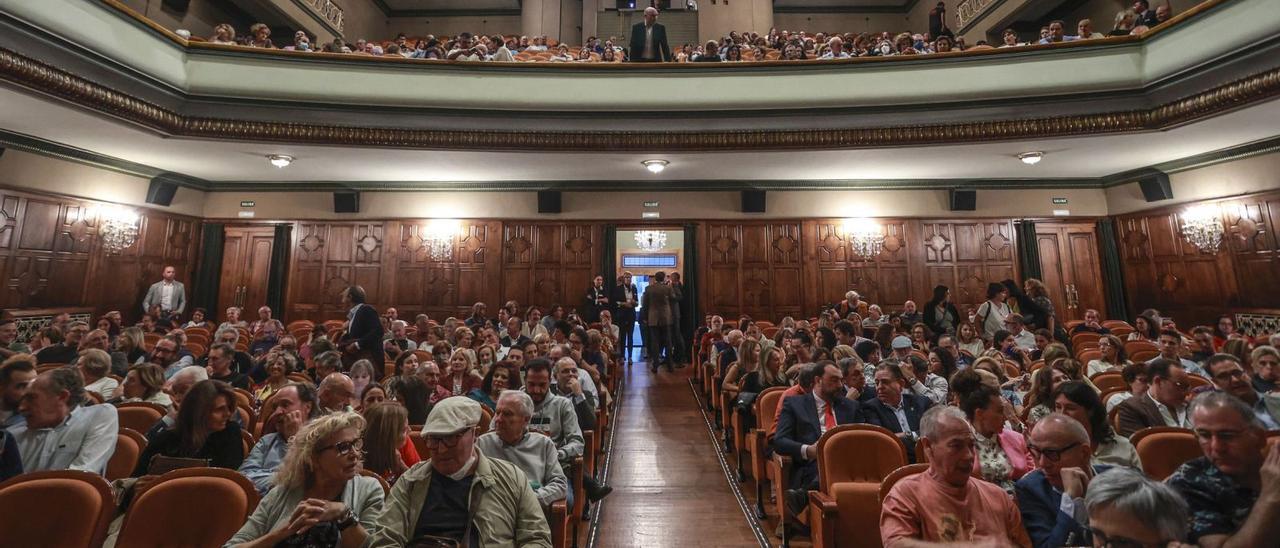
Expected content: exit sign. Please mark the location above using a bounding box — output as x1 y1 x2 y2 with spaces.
240 200 256 207
1052 198 1068 205
643 201 660 208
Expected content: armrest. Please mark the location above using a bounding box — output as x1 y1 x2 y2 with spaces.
809 490 838 548
550 499 569 548
809 490 837 516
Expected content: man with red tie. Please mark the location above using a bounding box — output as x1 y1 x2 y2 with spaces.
774 361 869 516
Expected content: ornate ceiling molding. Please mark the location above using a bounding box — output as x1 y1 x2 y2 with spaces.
1 45 1279 153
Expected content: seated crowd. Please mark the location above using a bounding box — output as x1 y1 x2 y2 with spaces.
699 279 1280 546
0 283 627 546
186 0 1175 64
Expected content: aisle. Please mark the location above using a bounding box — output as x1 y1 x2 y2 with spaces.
593 361 765 547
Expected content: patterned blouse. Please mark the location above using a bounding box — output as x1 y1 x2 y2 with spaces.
974 432 1015 495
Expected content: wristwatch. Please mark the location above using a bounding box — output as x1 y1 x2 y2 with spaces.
335 507 357 531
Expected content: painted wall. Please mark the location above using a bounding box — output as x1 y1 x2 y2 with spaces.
385 16 523 38
1105 151 1280 215
0 150 206 217
772 13 913 35
118 0 244 38
696 0 773 43
336 0 390 41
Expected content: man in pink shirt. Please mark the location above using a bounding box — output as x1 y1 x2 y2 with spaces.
881 406 1032 547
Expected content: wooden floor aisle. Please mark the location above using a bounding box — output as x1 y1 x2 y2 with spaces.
592 361 765 547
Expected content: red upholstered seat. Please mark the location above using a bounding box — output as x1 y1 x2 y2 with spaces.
116 467 261 547
0 470 114 548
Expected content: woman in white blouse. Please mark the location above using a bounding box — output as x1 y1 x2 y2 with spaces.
1087 334 1131 376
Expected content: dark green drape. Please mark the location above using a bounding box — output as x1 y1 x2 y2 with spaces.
1014 220 1042 281
681 223 700 345
193 223 224 315
602 225 617 281
267 224 292 317
1096 219 1130 321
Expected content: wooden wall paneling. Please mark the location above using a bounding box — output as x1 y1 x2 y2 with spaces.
500 222 600 319
704 223 743 320
919 220 1015 317
1223 196 1280 309
284 222 388 322
702 222 804 322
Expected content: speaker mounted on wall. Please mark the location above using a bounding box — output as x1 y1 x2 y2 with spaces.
741 190 766 213
146 177 178 207
537 190 562 214
0 146 6 160
948 189 977 211
333 191 360 213
1137 170 1174 202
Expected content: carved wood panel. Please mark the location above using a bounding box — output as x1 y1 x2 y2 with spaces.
919 220 1015 314
500 222 599 317
705 222 804 321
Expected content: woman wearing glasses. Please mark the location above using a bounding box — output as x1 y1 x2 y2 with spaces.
225 412 383 548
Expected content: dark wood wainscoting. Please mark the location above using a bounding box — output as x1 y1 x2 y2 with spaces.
0 186 199 323
1114 189 1280 327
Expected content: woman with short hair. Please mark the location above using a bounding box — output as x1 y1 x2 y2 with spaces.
114 363 172 408
247 23 274 49
209 24 237 45
224 412 381 548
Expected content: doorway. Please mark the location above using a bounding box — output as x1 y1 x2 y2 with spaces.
615 228 685 361
1035 222 1106 323
217 226 276 319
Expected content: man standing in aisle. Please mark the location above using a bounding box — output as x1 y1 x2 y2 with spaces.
643 271 676 372
612 273 639 364
142 265 185 319
585 275 610 323
339 285 385 372
627 7 671 62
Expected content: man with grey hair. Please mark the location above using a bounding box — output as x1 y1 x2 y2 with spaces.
146 365 208 441
1168 391 1280 547
1016 413 1109 547
317 372 355 414
77 348 118 400
551 356 597 431
1086 468 1188 547
881 405 1031 546
6 367 118 474
477 390 568 511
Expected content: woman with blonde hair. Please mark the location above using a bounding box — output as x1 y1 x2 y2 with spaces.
116 326 148 365
225 412 381 547
721 337 763 394
445 347 483 396
209 23 237 45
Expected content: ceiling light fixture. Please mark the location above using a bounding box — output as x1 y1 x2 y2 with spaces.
98 206 140 254
1018 151 1043 165
642 159 668 174
841 218 885 259
634 230 668 251
268 154 294 168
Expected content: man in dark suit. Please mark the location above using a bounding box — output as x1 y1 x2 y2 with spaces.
1115 358 1190 437
862 360 933 462
775 362 868 514
584 275 610 323
627 7 671 62
642 271 675 371
611 273 639 363
1015 414 1110 548
338 285 384 372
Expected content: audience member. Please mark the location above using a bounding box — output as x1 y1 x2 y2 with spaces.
863 360 933 462
1071 309 1111 335
880 406 1031 546
1153 329 1209 377
1052 381 1141 469
0 319 30 358
133 379 243 476
1015 413 1109 548
114 362 171 408
142 265 186 317
477 390 569 510
776 361 868 515
226 412 382 547
0 355 37 429
35 321 86 364
254 351 295 402
7 368 118 474
1115 358 1190 437
362 402 418 484
960 384 1031 494
317 372 356 414
240 382 320 494
369 396 552 546
206 342 250 389
76 348 117 400
1085 468 1189 547
1251 345 1279 393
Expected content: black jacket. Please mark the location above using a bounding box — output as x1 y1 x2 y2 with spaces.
862 393 933 461
628 22 672 62
773 392 865 461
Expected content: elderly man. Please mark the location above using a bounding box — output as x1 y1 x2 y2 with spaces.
477 390 568 511
205 342 250 390
889 336 914 361
1115 358 1191 437
547 345 598 402
419 361 453 404
36 321 87 364
0 355 37 429
1168 392 1280 547
142 265 186 316
551 357 597 432
239 382 320 494
863 361 933 462
338 285 384 371
1151 329 1208 377
776 362 868 515
249 306 284 356
7 368 118 474
317 372 355 413
145 365 207 441
627 7 671 62
1203 353 1278 428
0 319 30 359
1085 468 1188 547
1015 413 1110 548
881 406 1031 546
77 348 118 400
383 320 417 360
839 356 874 402
371 396 552 547
501 316 530 349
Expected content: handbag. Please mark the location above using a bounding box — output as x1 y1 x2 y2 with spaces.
734 391 759 413
146 455 210 475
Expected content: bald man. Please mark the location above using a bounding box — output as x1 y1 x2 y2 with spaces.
1016 413 1109 548
317 372 355 413
628 7 671 62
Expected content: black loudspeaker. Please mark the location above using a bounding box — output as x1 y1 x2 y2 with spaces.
334 191 360 213
949 189 977 211
537 190 562 214
742 190 766 213
0 146 6 160
1138 171 1174 202
146 178 178 206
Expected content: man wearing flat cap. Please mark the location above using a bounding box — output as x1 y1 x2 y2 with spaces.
370 397 552 547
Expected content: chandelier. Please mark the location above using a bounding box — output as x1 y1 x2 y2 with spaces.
842 218 885 259
1179 205 1224 253
99 206 140 254
634 230 667 252
422 219 461 261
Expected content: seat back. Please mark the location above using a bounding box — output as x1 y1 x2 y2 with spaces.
106 427 148 481
755 386 786 435
817 424 908 489
1071 332 1102 348
0 470 114 548
878 463 931 502
1090 372 1126 393
117 468 260 546
1131 426 1201 480
115 402 166 433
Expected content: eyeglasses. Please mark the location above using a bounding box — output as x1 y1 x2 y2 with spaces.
425 429 470 448
318 439 364 457
1212 368 1246 381
1089 528 1164 548
1028 441 1082 462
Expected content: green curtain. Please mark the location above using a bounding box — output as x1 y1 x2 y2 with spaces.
1096 219 1130 321
267 223 292 317
1014 220 1042 281
602 225 617 281
193 222 224 315
681 223 700 345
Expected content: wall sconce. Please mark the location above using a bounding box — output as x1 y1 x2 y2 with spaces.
1179 204 1224 253
841 217 885 258
422 219 462 261
99 206 140 254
